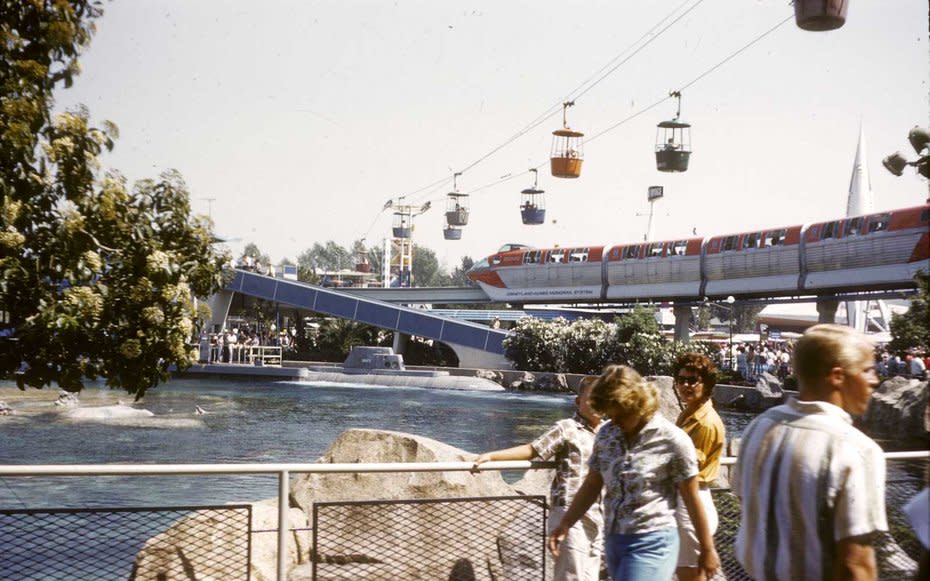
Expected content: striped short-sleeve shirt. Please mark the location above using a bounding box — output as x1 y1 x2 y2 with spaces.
733 398 887 581
531 413 603 526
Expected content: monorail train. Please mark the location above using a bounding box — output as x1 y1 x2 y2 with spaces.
467 204 930 303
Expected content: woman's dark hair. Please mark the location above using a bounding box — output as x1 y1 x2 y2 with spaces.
672 352 718 401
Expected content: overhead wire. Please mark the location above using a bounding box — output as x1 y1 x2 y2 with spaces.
386 0 706 212
372 5 793 238
463 12 795 197
450 0 706 179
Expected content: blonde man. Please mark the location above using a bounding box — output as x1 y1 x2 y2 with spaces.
548 365 719 581
733 324 887 580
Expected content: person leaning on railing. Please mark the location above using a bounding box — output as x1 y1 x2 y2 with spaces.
473 376 604 581
548 365 719 581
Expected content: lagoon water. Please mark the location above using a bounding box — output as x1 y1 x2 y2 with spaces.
0 377 756 510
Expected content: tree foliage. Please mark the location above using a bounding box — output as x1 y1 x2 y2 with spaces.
297 241 353 281
889 270 930 355
505 308 720 376
0 1 228 397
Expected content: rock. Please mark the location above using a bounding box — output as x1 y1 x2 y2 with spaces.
862 377 929 440
535 373 569 393
290 429 515 512
509 371 536 390
754 372 784 398
53 390 79 407
474 369 503 385
130 499 308 581
133 429 548 581
645 375 685 423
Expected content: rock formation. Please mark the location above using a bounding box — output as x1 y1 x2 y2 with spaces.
132 429 553 580
862 377 930 441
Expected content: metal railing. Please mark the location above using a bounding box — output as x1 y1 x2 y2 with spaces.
1 452 926 581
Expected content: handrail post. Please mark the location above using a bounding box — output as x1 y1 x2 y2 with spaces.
278 469 289 581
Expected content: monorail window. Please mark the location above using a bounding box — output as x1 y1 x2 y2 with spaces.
569 248 589 262
491 256 502 265
622 246 639 259
744 232 760 249
647 243 664 258
867 213 891 233
764 229 786 246
820 221 839 240
523 250 541 264
722 236 738 251
670 240 687 256
845 217 863 237
548 250 565 264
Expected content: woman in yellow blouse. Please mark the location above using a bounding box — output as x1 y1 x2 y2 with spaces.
673 353 726 581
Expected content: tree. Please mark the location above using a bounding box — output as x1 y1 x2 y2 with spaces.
0 2 228 398
240 242 269 265
450 256 476 287
412 244 449 287
889 271 930 355
297 240 352 281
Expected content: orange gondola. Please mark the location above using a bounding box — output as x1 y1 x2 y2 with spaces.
551 101 584 178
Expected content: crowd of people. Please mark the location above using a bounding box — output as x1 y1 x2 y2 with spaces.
721 340 929 382
207 327 291 364
475 324 928 581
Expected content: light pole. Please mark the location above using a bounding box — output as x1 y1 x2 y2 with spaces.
705 295 736 370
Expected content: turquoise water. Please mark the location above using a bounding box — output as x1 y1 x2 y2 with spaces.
0 377 755 510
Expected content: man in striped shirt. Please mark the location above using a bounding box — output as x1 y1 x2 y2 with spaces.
732 324 887 580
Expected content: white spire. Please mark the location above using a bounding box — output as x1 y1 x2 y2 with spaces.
846 125 873 217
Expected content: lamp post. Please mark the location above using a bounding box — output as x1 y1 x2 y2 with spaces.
705 295 736 370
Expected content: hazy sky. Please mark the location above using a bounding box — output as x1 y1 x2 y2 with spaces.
55 1 929 270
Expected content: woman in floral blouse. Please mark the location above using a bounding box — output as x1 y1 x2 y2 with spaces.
548 364 719 581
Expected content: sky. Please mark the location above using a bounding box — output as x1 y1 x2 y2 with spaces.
54 0 929 272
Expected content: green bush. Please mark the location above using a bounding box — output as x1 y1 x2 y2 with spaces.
504 310 721 376
504 317 570 372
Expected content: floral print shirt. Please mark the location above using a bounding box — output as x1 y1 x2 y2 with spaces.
589 414 697 535
531 413 602 523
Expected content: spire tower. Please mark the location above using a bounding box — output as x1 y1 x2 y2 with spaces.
846 125 874 217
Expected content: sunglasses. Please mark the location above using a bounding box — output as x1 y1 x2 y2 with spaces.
675 375 700 385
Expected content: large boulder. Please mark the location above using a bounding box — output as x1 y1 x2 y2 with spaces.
862 377 930 441
133 429 549 581
289 429 516 511
645 375 685 423
754 372 784 398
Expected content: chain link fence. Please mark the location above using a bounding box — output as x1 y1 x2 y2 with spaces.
713 457 928 581
312 495 548 581
0 504 251 581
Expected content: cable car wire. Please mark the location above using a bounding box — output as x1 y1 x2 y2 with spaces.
454 0 705 178
378 5 793 234
462 13 795 197
385 0 704 213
